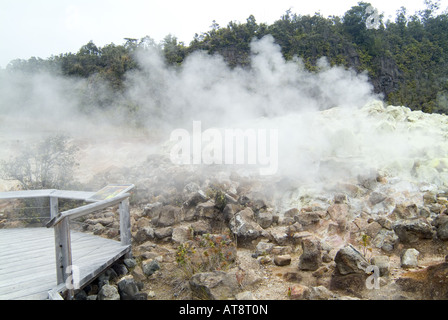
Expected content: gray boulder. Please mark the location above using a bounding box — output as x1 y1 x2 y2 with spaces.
124 258 137 269
369 192 387 206
134 226 155 243
152 205 181 227
154 227 173 239
112 263 128 277
172 225 192 243
143 259 160 276
308 286 338 300
274 255 292 266
401 248 420 268
97 284 120 300
255 241 274 256
143 202 163 218
372 229 398 252
432 215 448 240
392 203 419 219
295 211 325 227
256 211 273 229
189 271 240 300
393 219 434 243
195 200 219 219
334 245 369 275
229 208 265 241
298 239 322 271
184 190 207 207
117 276 140 300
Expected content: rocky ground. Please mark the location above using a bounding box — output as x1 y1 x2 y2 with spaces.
2 102 448 300
64 149 448 301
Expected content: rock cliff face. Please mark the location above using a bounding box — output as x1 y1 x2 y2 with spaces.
371 56 402 98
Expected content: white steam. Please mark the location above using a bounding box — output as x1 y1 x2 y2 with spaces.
126 35 376 129
0 35 447 191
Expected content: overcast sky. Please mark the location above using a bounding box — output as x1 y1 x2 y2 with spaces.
0 0 447 68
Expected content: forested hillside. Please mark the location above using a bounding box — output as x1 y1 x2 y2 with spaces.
3 1 448 115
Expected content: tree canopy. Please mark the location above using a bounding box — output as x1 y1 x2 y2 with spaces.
4 1 448 115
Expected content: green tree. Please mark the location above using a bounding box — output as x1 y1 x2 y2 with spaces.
162 34 187 65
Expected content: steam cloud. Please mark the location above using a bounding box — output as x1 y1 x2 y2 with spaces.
1 35 447 191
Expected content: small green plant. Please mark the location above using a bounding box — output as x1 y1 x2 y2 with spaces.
205 185 227 211
359 233 373 260
175 233 236 280
176 242 196 272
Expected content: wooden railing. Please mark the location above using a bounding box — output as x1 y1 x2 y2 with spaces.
0 186 133 300
45 193 132 299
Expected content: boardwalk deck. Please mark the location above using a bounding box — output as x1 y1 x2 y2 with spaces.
0 227 131 300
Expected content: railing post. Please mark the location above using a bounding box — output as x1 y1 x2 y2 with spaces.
119 197 132 259
53 217 74 300
50 196 58 219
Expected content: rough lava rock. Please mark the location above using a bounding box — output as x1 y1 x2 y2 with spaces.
334 245 369 275
229 207 266 241
298 239 322 271
393 219 435 243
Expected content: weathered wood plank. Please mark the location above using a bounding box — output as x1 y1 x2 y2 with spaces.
0 236 54 254
0 277 56 300
0 228 130 300
0 227 54 240
53 218 72 293
50 196 58 219
0 264 56 286
46 193 130 227
0 186 133 300
48 289 64 300
0 231 119 270
0 243 129 288
74 246 131 292
0 189 56 199
119 198 132 259
50 190 97 201
0 189 96 202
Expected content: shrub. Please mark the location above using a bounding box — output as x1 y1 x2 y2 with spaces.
175 233 237 280
0 134 79 225
0 133 79 190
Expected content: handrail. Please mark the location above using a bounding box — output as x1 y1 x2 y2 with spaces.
48 192 132 299
0 186 133 300
46 193 131 228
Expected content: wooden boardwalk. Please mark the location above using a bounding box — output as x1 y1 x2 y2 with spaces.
0 185 134 300
0 228 131 300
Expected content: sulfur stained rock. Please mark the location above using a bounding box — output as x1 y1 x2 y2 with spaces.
288 284 310 300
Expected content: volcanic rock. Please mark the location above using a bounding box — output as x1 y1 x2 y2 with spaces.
400 248 420 268
334 245 369 275
229 207 265 241
432 215 448 240
298 239 322 271
393 219 434 243
189 271 240 300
